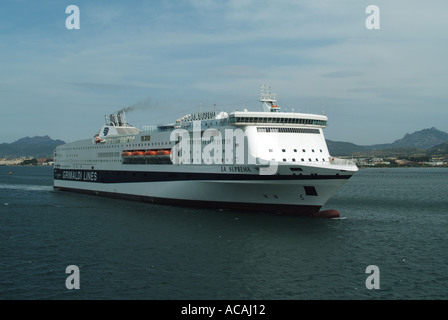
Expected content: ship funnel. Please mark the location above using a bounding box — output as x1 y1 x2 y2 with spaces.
117 109 127 126
109 113 118 126
117 113 124 126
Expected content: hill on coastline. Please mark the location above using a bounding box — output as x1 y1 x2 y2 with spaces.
427 142 448 155
327 127 448 156
366 127 448 150
0 135 65 158
1 127 447 159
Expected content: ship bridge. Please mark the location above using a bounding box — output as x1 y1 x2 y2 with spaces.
228 85 328 127
228 111 328 127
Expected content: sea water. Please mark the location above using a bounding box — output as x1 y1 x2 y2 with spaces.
1 166 447 299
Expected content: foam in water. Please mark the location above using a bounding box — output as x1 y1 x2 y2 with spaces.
0 184 53 191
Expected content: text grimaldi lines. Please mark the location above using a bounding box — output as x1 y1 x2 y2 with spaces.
62 170 98 182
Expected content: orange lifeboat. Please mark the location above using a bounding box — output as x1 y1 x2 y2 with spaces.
121 151 132 157
157 150 170 155
145 150 157 156
133 151 144 156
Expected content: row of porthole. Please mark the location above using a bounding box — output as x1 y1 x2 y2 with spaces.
281 158 326 162
271 148 323 153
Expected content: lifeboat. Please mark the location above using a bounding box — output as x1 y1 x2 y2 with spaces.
133 151 145 156
121 151 132 157
145 150 157 156
157 150 170 155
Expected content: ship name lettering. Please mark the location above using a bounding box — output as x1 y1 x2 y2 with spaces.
222 166 251 173
62 170 82 180
62 170 97 181
83 171 98 182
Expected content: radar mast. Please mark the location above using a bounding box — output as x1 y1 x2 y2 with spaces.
260 84 280 112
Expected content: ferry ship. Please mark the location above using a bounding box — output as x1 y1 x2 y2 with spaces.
53 87 358 217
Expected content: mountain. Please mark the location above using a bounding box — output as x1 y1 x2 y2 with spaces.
367 127 448 150
11 135 65 146
326 140 368 156
0 135 65 158
2 128 447 158
327 127 448 156
427 142 448 156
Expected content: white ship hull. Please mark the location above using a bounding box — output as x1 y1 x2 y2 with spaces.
53 162 354 216
54 180 345 215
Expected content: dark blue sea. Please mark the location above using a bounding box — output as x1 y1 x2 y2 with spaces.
1 166 447 300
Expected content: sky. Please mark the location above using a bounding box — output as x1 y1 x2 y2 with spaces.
1 0 447 145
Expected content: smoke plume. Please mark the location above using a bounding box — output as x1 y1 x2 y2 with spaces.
119 97 152 114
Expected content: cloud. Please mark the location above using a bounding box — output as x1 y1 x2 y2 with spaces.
211 65 266 78
69 82 146 92
0 0 447 144
321 71 363 78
